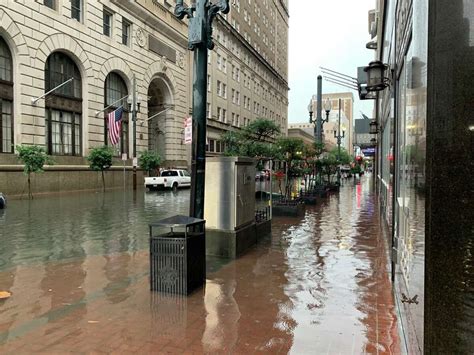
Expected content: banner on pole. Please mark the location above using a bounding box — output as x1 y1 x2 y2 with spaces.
184 116 192 144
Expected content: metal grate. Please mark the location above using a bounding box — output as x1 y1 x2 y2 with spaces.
150 235 187 294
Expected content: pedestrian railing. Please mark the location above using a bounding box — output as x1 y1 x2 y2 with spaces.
255 206 271 223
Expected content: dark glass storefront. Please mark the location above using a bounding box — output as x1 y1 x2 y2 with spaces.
375 0 473 353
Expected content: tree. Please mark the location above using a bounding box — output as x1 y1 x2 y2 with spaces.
138 151 162 176
16 145 54 199
87 146 114 192
329 146 352 165
222 118 280 160
275 137 306 199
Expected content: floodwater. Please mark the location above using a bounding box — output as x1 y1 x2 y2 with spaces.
0 177 399 354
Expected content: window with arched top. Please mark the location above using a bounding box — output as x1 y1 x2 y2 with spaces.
0 36 14 153
104 72 129 155
45 52 82 156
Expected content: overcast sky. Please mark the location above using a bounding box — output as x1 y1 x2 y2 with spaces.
288 0 375 123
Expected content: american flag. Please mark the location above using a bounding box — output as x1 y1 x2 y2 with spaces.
107 106 123 145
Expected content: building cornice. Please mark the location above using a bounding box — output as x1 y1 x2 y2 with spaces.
110 0 188 48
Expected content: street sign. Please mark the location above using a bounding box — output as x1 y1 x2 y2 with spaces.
122 153 127 161
184 117 192 144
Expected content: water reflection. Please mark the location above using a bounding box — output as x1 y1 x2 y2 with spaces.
0 189 189 271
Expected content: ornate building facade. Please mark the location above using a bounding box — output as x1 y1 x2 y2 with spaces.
0 0 289 194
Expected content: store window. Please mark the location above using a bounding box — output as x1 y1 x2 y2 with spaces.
0 37 13 153
45 52 82 156
104 72 129 155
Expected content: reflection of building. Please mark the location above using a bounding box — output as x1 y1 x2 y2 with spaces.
369 0 473 353
0 0 289 194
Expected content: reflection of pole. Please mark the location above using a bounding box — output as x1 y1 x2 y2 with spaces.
269 159 273 219
132 75 137 191
316 75 322 144
337 98 341 185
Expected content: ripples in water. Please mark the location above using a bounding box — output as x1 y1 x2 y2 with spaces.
0 189 190 271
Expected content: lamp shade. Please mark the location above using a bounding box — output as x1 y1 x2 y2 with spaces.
364 60 388 91
307 100 313 114
323 98 332 112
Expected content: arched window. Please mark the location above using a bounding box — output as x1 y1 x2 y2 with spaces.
104 72 129 155
0 37 13 153
45 52 82 156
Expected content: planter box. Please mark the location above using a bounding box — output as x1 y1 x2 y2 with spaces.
299 193 317 205
272 202 306 217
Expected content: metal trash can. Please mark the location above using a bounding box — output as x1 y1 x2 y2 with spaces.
149 215 206 295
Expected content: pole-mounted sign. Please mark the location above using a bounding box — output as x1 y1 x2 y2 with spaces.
174 0 230 219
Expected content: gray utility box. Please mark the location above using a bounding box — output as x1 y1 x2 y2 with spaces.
149 215 206 295
204 157 258 258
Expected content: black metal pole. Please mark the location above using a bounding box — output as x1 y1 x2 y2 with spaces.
132 75 137 191
189 2 208 219
316 75 322 144
175 0 229 219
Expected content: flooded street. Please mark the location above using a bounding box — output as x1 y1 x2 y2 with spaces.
0 176 399 353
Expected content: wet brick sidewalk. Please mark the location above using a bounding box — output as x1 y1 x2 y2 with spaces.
0 176 399 354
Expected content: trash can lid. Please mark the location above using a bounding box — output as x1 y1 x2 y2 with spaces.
149 215 205 228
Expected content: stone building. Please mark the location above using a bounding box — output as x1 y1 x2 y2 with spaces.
0 0 289 194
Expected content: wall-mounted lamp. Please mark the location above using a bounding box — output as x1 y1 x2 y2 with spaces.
369 120 379 134
364 60 389 91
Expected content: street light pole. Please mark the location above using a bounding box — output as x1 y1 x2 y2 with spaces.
175 0 229 219
132 75 137 191
316 75 322 144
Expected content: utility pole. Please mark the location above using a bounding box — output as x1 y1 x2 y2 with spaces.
175 0 229 219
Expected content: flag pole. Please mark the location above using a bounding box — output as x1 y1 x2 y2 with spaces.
31 78 74 105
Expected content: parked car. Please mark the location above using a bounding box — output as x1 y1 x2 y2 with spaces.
144 169 191 191
255 170 270 181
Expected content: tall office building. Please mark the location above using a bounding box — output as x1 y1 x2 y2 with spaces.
206 0 289 154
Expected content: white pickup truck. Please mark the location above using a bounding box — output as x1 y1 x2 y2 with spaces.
144 169 191 191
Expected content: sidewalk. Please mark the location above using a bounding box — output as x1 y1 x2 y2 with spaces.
0 176 399 354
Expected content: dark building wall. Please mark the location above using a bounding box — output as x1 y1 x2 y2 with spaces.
424 0 474 353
